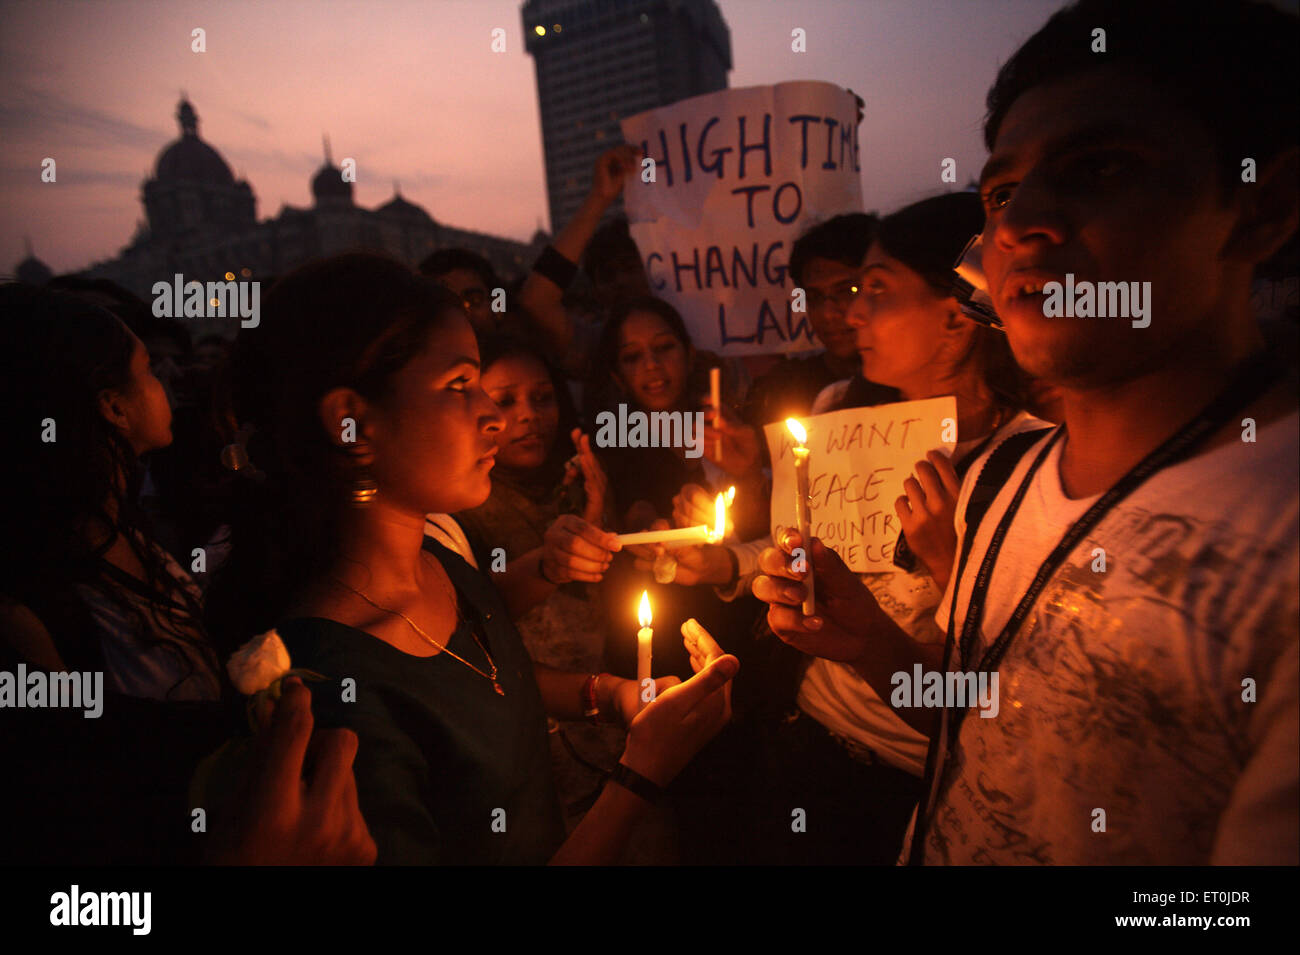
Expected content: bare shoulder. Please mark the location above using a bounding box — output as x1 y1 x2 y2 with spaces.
0 599 66 669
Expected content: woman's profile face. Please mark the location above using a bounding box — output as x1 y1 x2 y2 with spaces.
482 352 560 471
110 333 174 455
845 242 953 391
614 309 689 412
363 311 505 515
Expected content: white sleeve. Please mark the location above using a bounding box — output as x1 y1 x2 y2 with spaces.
810 379 851 415
423 514 479 570
1210 638 1299 865
713 537 768 602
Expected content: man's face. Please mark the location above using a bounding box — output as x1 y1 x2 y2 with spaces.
437 268 494 333
801 257 862 360
979 67 1241 389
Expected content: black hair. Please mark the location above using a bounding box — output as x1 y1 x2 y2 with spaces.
207 252 466 649
876 192 983 297
875 193 1031 412
418 247 498 289
985 0 1300 197
596 295 694 379
788 213 878 286
0 284 211 691
477 332 580 480
587 295 696 418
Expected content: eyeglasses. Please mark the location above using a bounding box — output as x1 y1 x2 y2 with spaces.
806 281 861 311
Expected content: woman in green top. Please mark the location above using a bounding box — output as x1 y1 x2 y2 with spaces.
208 252 738 864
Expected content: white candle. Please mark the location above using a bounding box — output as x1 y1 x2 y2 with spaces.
615 525 711 547
617 488 732 548
637 591 653 710
709 366 722 459
786 419 816 616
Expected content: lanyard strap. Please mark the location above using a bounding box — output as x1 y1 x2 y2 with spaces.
911 351 1281 863
956 351 1280 692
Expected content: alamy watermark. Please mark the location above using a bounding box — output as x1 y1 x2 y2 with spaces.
1039 273 1151 328
152 273 260 328
890 664 999 718
50 885 150 935
593 403 706 459
0 664 102 718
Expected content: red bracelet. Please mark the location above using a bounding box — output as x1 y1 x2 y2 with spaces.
581 673 601 723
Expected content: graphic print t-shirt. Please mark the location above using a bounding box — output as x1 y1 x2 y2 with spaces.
924 411 1299 865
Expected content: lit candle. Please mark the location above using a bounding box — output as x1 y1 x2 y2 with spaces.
637 590 653 710
614 524 711 547
709 366 722 459
785 418 815 616
614 489 733 547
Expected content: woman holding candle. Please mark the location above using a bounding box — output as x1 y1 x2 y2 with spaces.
589 296 764 680
667 193 1048 864
209 253 739 865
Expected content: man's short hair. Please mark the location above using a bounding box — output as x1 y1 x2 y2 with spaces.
788 213 877 287
418 247 497 288
985 0 1299 198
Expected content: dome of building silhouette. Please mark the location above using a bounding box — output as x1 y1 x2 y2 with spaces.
16 252 53 286
311 135 353 204
155 98 235 186
378 187 432 223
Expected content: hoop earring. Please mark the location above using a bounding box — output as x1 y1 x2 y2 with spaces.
349 473 378 506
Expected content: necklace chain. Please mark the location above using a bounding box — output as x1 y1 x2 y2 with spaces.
330 559 504 694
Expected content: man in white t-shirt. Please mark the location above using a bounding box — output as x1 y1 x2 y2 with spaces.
751 0 1299 865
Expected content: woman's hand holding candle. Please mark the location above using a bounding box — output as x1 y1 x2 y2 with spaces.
619 631 739 788
702 404 763 480
541 514 621 584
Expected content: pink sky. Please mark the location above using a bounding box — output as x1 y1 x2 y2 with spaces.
1 0 1079 275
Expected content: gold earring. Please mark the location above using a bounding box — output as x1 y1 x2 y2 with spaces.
349 473 378 505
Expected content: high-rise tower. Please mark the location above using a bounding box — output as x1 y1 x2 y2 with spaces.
523 0 731 231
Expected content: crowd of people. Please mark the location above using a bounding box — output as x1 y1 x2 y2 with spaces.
2 0 1297 866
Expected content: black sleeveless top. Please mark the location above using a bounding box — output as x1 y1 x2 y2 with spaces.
279 539 564 865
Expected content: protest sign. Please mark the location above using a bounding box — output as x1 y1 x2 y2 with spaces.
764 397 957 573
620 82 864 357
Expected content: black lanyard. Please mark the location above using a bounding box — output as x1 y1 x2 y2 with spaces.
953 352 1280 701
911 350 1282 863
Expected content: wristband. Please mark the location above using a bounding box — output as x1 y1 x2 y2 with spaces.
610 762 664 805
581 673 601 723
532 245 580 290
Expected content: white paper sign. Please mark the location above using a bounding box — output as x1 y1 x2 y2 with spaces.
620 82 864 357
764 397 958 573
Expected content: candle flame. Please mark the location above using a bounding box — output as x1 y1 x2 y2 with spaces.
638 590 652 628
709 492 727 542
785 418 807 446
724 485 736 506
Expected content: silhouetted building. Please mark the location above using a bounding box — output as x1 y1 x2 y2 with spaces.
79 98 546 336
523 0 731 230
14 238 53 286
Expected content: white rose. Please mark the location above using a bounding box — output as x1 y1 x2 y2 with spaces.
226 629 293 696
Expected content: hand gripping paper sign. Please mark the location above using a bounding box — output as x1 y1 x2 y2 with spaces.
764 398 957 573
620 82 864 357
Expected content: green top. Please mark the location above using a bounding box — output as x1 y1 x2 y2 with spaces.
279 540 564 865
